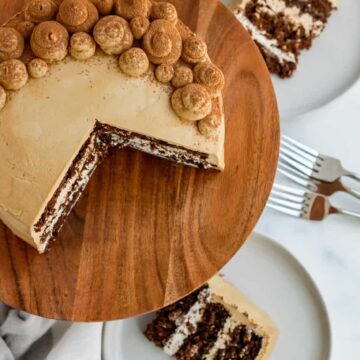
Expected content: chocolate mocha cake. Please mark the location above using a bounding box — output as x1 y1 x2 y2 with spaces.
0 0 226 253
232 0 339 77
145 276 278 359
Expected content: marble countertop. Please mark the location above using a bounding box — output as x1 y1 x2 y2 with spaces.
255 78 360 359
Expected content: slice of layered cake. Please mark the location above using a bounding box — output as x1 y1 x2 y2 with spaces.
232 0 339 77
0 0 226 253
144 276 278 359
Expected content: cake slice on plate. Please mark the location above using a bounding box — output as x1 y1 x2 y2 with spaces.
232 0 339 77
144 275 278 359
0 0 225 253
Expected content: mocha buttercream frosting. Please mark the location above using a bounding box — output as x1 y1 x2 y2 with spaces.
0 59 28 90
1 0 225 134
91 0 114 15
0 27 25 61
30 20 69 61
0 86 6 111
24 0 59 23
118 47 149 76
0 0 226 252
57 0 99 33
70 31 96 59
27 58 49 78
93 15 133 54
171 83 212 121
114 0 151 20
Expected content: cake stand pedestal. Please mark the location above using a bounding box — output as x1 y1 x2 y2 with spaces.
0 0 279 321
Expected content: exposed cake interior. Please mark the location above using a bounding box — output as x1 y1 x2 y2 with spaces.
144 276 278 360
32 122 221 252
233 0 339 77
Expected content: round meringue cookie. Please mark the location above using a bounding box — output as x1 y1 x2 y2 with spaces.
27 58 48 78
171 84 212 121
0 27 25 62
143 19 182 65
57 0 99 33
70 32 96 60
24 0 59 23
16 21 36 40
114 0 151 20
119 47 149 77
31 21 69 62
93 15 133 55
0 86 6 111
155 63 174 83
90 0 114 15
130 16 150 39
0 59 28 91
198 98 222 137
151 2 177 23
193 62 224 97
182 35 207 64
171 65 193 88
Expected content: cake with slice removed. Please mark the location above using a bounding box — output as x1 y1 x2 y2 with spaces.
232 0 339 77
0 0 225 253
144 275 278 359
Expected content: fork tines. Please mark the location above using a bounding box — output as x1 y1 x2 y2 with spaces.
278 162 318 192
268 184 307 218
280 135 321 176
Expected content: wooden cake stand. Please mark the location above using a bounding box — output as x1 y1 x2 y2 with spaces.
0 0 279 321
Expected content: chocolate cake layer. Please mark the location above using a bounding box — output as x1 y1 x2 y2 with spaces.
145 287 208 348
234 0 338 77
144 279 273 360
176 302 231 359
214 325 263 360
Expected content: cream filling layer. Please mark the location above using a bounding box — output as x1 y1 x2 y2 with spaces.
163 288 211 356
204 317 238 359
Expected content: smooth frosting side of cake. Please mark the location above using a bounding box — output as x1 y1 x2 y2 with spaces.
0 54 224 249
208 276 278 360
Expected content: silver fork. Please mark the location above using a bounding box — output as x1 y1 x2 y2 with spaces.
278 162 360 200
268 184 360 221
280 135 360 183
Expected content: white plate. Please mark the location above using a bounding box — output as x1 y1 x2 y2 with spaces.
222 0 360 119
102 233 331 360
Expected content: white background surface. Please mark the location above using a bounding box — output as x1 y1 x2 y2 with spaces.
223 0 360 119
256 77 360 360
222 2 360 357
271 0 360 118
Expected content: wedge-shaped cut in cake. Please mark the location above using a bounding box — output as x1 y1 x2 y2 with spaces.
0 0 225 253
232 0 339 77
144 276 278 359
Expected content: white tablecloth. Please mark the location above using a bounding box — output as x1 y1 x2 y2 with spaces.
0 305 102 360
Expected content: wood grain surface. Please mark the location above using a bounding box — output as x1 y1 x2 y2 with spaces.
0 0 279 321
